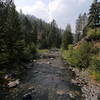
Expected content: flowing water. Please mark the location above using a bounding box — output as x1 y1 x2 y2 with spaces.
4 50 83 100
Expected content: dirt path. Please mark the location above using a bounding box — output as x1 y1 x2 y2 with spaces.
6 50 82 100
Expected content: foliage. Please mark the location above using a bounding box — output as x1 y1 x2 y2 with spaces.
75 0 100 42
90 71 100 82
92 59 100 72
90 52 100 82
91 53 100 72
0 0 62 70
0 1 37 70
23 43 37 61
87 28 100 40
88 0 100 29
37 49 48 54
75 13 88 43
62 24 73 49
47 20 61 48
84 0 100 40
62 40 100 81
62 41 92 69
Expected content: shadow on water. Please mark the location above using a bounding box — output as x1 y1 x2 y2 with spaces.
3 52 83 100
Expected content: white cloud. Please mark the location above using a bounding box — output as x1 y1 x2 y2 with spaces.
48 0 78 30
48 0 69 21
16 1 49 21
15 0 92 32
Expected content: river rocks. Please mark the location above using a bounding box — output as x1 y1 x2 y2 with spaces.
39 53 56 59
4 50 91 100
71 79 78 85
72 68 80 77
69 93 75 99
8 79 20 88
24 63 34 69
69 66 100 100
47 61 51 64
97 93 100 100
34 71 38 74
4 74 12 81
81 84 100 100
71 78 88 87
50 57 54 60
23 93 32 100
33 59 37 62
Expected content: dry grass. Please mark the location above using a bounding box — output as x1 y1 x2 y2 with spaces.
94 42 100 48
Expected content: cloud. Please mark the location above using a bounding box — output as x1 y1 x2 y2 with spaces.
16 1 49 21
48 0 83 30
15 0 93 32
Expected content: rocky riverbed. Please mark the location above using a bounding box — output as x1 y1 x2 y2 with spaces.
2 50 83 100
68 66 100 100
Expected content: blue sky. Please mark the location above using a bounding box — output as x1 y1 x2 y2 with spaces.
14 0 94 32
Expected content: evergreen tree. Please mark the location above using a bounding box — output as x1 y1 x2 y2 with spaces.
0 0 62 70
48 20 61 48
32 21 38 45
4 2 24 64
0 1 8 67
75 15 83 43
88 0 100 29
75 13 88 43
62 24 73 49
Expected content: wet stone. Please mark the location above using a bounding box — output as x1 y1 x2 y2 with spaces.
4 50 82 100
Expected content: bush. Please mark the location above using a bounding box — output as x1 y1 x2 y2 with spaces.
78 41 92 68
23 43 37 61
63 41 92 69
91 71 100 82
91 56 100 72
0 53 9 66
87 28 100 40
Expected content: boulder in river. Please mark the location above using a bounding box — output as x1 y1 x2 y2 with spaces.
22 93 32 100
47 61 51 64
50 57 54 60
8 79 20 88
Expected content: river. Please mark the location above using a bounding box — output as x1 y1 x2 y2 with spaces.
4 50 83 100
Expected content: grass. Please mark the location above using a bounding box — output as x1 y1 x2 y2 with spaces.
61 49 67 60
90 71 100 83
61 47 100 83
37 49 49 54
90 54 100 82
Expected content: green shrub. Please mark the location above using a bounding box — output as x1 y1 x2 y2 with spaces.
23 43 37 61
68 45 73 50
91 56 100 72
87 28 100 40
37 49 48 54
63 41 93 69
78 41 92 68
0 53 9 65
95 72 100 82
91 71 100 82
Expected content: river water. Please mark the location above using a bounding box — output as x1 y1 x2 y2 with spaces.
4 51 83 100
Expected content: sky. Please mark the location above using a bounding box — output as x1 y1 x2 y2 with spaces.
14 0 93 32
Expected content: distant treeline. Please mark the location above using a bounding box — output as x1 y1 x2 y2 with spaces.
0 0 63 70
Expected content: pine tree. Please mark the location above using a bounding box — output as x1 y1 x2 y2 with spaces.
88 0 100 29
62 24 73 49
75 13 88 43
32 21 37 45
0 1 8 66
4 2 24 64
48 20 61 48
75 15 83 43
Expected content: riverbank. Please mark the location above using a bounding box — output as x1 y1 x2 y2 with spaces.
62 59 100 100
1 49 84 100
